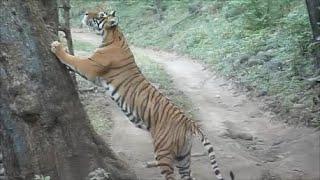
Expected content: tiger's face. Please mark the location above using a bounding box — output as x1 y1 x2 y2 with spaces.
81 11 118 31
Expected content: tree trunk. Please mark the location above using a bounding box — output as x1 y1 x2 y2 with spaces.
305 0 320 70
154 0 163 22
306 0 320 41
59 0 77 84
59 0 74 55
0 1 137 180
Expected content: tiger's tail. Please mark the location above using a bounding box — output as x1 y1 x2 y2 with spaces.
191 122 234 180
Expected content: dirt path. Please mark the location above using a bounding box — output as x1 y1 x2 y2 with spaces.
72 30 320 180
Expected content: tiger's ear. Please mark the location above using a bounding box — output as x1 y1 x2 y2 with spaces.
110 16 119 27
110 10 116 17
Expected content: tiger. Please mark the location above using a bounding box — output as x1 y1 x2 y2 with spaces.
50 10 234 180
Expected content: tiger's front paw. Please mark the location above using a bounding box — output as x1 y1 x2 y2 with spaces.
51 41 64 54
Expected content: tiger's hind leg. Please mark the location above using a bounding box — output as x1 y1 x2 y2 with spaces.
155 153 176 180
176 134 195 180
176 150 195 180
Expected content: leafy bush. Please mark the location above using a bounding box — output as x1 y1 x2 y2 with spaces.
224 0 297 29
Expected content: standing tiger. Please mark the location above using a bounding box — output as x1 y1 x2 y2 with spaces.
51 10 234 180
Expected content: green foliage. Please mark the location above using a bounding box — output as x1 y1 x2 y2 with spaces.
70 0 319 126
224 0 296 29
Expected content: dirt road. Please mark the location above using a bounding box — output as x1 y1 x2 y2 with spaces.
72 30 320 180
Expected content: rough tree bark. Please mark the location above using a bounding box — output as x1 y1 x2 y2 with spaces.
305 0 320 70
306 0 320 40
58 0 76 84
0 1 137 180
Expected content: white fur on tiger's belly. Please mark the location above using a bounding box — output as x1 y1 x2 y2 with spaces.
101 80 121 103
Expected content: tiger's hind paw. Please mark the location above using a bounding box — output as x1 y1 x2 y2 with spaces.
143 161 158 168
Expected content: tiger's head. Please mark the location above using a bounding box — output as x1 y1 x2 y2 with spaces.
81 10 119 31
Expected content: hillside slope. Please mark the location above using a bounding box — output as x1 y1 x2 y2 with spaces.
70 0 319 126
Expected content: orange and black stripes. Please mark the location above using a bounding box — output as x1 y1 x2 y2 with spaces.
64 11 234 180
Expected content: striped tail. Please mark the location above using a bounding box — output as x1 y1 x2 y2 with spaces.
195 128 235 180
189 120 234 180
198 131 224 180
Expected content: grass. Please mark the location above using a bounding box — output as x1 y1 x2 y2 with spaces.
69 0 319 126
73 39 96 52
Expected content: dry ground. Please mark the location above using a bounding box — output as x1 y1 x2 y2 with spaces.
72 30 320 180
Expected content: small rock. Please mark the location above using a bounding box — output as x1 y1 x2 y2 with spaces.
256 90 267 97
219 83 228 87
225 155 235 159
265 157 278 162
293 104 306 109
256 163 262 166
256 51 274 62
87 168 110 180
218 131 229 137
224 121 254 141
232 103 241 107
237 132 254 140
239 55 250 64
247 56 264 67
276 155 284 159
249 111 262 118
272 139 284 146
292 168 304 173
224 6 243 18
264 59 283 71
255 139 265 145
